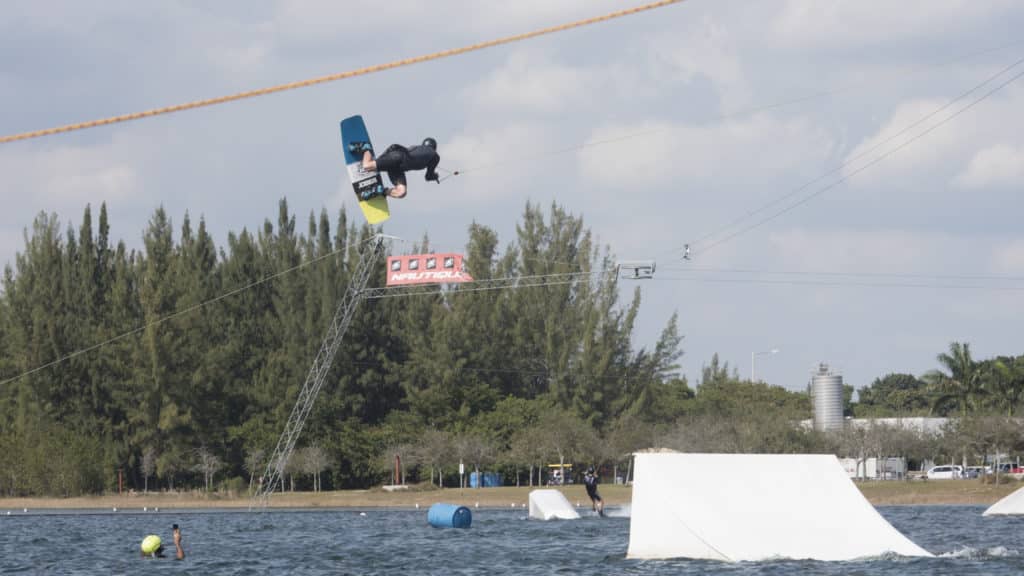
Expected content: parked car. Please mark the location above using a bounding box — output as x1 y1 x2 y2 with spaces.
991 463 1014 474
926 465 964 479
965 466 987 478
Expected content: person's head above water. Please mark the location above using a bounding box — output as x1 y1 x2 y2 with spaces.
422 137 437 150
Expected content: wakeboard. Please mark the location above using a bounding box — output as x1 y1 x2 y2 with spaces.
339 115 390 224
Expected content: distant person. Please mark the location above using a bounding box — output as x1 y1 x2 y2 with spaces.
141 524 185 560
583 466 604 517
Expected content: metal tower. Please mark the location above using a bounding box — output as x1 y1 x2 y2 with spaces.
252 235 387 507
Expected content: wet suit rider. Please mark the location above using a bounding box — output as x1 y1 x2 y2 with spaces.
584 466 604 517
350 138 440 200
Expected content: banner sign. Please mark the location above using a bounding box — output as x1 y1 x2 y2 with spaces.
386 253 474 286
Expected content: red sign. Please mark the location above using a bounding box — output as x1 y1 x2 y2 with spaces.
386 253 474 286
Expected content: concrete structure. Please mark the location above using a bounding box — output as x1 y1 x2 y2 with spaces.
626 453 933 561
811 363 844 431
983 485 1024 516
528 489 580 520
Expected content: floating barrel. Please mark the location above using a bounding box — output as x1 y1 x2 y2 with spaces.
427 503 472 528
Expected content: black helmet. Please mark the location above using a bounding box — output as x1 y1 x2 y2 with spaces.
587 466 594 474
422 137 437 150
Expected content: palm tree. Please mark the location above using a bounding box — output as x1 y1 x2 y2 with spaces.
923 342 984 417
986 356 1024 417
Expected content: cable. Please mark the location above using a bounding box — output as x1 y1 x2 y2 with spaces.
681 55 1024 259
445 40 1024 178
650 275 1024 292
0 0 686 144
656 265 1024 283
689 60 1024 259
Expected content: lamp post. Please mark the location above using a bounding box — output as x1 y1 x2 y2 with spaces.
751 348 779 382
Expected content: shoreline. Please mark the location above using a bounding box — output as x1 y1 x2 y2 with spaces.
1 480 1020 511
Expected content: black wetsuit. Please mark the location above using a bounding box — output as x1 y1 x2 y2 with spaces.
374 143 440 187
584 472 602 507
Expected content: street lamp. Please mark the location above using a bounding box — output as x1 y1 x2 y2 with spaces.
751 348 779 382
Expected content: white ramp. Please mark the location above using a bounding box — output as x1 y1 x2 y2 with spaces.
529 489 580 520
983 485 1024 516
627 453 932 562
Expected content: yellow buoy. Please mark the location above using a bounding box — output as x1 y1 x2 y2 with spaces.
140 535 161 555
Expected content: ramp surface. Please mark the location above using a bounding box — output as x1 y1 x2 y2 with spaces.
529 489 580 520
627 453 933 562
984 485 1024 516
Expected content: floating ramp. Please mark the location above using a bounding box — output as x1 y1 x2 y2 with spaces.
983 484 1024 516
529 489 580 520
626 453 933 562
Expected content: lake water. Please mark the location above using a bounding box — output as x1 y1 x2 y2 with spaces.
2 504 1024 575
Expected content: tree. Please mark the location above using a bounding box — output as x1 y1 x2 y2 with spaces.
924 342 984 416
193 447 222 492
454 432 496 489
983 356 1024 416
856 373 930 417
141 447 157 493
243 447 265 494
414 429 452 488
298 445 331 492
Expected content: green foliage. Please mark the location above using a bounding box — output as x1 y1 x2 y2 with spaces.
5 199 1021 495
855 373 931 417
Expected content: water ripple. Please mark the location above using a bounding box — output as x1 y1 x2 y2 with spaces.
3 504 1024 574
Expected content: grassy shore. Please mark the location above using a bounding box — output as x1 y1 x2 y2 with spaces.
1 479 1021 511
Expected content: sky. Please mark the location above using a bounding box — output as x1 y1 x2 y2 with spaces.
2 0 1024 394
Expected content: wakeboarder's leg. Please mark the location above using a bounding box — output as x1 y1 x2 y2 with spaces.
361 151 376 171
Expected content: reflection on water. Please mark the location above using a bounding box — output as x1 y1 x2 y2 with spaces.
3 505 1024 575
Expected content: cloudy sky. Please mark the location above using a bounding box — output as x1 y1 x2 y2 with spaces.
2 0 1023 394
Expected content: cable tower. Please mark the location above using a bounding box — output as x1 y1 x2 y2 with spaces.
252 235 387 507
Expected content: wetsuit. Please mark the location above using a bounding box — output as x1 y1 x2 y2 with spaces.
584 472 603 514
374 143 440 187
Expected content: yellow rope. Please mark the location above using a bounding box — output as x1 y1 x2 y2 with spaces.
0 0 684 145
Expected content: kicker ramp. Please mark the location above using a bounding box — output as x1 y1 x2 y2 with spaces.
529 489 581 520
627 453 932 561
984 485 1024 516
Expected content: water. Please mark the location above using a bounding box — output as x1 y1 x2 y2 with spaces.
2 505 1024 575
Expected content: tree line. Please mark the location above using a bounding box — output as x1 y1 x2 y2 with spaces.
1 199 1021 496
0 199 686 496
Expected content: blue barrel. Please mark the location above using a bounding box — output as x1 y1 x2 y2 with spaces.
427 503 472 528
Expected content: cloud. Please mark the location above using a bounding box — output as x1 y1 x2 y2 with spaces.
463 51 598 115
0 137 144 206
771 0 1018 48
271 0 629 43
768 227 953 274
991 239 1024 274
577 113 834 191
434 121 557 205
841 98 960 184
954 144 1024 189
647 12 748 110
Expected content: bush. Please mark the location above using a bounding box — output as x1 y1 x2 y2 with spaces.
219 476 248 496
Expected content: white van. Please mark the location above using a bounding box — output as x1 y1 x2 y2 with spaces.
926 465 963 479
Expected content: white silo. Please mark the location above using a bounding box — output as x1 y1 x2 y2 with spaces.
811 363 844 431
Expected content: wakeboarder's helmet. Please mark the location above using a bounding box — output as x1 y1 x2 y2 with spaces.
422 137 437 150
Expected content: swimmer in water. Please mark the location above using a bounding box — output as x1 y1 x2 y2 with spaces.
141 524 185 559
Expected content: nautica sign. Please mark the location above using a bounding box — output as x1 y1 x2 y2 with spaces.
386 253 474 287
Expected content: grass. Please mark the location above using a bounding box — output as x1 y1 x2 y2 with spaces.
1 479 1020 511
